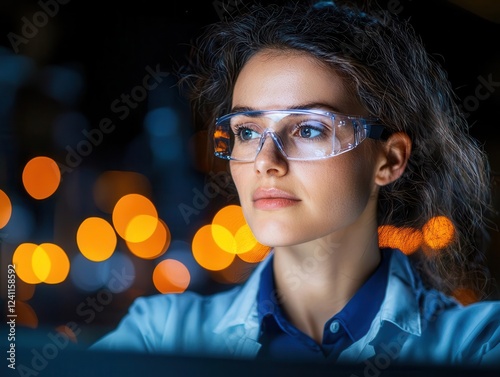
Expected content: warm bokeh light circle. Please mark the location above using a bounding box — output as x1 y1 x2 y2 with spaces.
36 243 70 284
22 156 61 199
237 242 272 263
211 224 236 253
192 225 235 271
13 243 70 284
13 243 41 284
0 189 12 228
32 246 51 282
153 259 190 294
77 217 117 262
212 205 247 235
234 224 259 254
378 225 423 255
126 218 171 259
112 193 159 243
422 216 455 250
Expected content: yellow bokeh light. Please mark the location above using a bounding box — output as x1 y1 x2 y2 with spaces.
39 243 70 284
192 225 235 271
22 156 61 200
112 194 159 243
77 217 117 262
153 259 190 294
125 214 159 243
32 246 52 282
126 218 171 259
234 224 259 254
13 243 41 284
212 205 247 235
211 224 236 253
12 243 69 285
422 216 455 250
0 189 12 228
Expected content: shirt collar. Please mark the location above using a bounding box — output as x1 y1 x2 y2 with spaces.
213 248 424 339
257 249 390 342
335 249 390 340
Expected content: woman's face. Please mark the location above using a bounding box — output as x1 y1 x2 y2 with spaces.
229 50 382 247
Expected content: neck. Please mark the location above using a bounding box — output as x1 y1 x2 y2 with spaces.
272 225 381 343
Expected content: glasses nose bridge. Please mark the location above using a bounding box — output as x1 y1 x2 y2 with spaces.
255 128 287 158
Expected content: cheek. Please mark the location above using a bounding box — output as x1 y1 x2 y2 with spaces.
311 152 376 215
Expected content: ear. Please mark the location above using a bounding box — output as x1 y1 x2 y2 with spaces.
374 132 411 186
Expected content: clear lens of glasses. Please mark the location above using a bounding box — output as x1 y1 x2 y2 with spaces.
214 109 384 161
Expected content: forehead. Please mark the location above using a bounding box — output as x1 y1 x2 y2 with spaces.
232 49 365 115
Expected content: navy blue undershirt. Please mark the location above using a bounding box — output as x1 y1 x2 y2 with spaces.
256 249 390 362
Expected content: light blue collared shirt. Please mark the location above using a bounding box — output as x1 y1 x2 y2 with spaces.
256 249 390 361
90 249 500 368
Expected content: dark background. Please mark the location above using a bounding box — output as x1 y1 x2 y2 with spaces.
0 0 499 356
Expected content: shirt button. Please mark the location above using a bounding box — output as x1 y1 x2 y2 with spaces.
329 320 340 334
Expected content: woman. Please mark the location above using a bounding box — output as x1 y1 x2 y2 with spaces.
91 0 500 367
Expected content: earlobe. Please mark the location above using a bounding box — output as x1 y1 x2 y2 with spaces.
374 132 412 186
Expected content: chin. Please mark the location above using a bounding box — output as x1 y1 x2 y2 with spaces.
250 222 309 248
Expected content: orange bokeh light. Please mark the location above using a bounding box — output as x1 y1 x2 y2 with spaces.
126 218 171 259
32 246 51 282
192 225 235 271
0 189 12 228
13 243 41 284
212 205 247 235
35 243 70 284
378 225 423 255
422 216 455 250
77 217 117 262
452 287 478 306
211 205 269 255
237 242 272 263
22 156 61 199
112 193 159 243
12 243 70 284
153 259 190 294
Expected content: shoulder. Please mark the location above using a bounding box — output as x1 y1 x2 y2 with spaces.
421 296 500 365
438 299 500 336
129 284 244 324
89 285 246 354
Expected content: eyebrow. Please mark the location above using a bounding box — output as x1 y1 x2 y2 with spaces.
230 102 344 114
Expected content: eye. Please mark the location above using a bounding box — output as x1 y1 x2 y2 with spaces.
234 126 260 141
297 126 321 138
292 120 326 139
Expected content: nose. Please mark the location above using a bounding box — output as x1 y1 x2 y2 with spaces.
254 132 288 176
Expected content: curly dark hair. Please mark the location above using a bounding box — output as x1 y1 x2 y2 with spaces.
179 0 496 299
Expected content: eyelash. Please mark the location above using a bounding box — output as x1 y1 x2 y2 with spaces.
232 124 255 141
292 123 328 140
231 122 330 141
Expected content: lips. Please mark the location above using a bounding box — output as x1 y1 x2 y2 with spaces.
252 188 301 209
